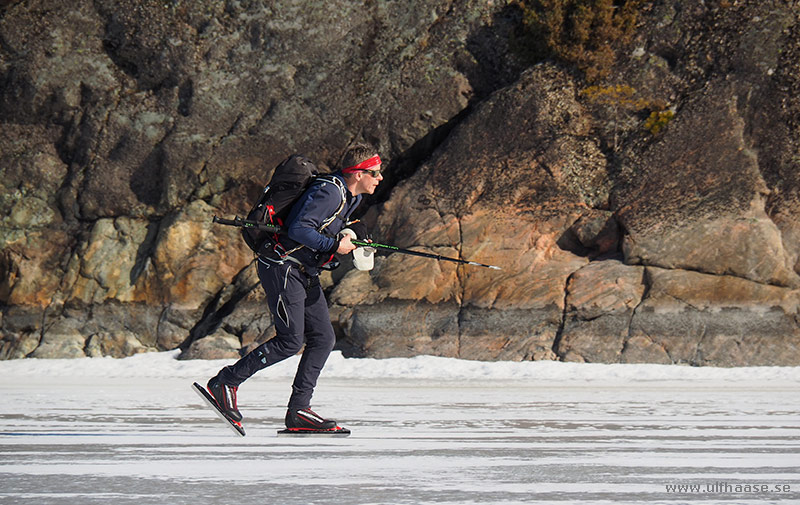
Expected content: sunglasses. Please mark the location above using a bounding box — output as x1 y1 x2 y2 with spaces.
357 169 382 178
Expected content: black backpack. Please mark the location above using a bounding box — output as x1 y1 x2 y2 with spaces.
242 154 346 257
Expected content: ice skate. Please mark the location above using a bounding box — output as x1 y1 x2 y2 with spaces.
278 408 350 437
206 376 242 422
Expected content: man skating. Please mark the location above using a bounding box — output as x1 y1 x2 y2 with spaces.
206 143 382 433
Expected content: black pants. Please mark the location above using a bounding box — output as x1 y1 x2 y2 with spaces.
217 259 336 410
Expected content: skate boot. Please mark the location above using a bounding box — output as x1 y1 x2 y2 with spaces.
285 407 338 430
207 376 242 422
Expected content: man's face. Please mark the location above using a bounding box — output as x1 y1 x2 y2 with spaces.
356 165 383 195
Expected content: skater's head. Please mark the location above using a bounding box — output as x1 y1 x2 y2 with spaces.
341 143 383 196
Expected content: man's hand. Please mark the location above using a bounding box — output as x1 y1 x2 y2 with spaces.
336 233 357 255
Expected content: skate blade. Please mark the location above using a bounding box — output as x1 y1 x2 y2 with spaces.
277 427 351 437
192 382 246 437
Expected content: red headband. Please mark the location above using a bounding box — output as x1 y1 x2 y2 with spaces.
343 155 381 174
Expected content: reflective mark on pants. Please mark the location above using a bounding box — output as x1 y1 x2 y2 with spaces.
276 294 290 329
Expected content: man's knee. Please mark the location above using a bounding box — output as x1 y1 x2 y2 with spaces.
306 323 335 351
269 333 305 357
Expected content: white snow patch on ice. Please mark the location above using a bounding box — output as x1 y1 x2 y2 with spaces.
3 350 799 385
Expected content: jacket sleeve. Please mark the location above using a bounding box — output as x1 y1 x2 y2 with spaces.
285 182 342 253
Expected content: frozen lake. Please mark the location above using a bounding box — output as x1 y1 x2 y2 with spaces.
1 352 799 505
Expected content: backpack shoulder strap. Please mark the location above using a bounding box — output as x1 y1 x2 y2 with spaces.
277 174 348 259
313 175 348 232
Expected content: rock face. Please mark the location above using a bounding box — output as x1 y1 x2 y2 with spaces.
1 0 799 366
615 83 799 288
333 64 601 361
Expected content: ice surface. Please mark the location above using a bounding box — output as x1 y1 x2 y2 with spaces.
1 351 799 504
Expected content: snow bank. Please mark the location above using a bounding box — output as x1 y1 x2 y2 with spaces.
3 350 799 385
